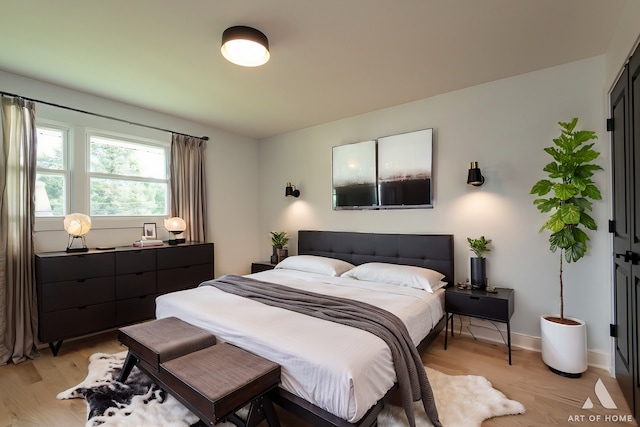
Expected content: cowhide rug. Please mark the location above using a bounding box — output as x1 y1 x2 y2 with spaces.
58 351 525 427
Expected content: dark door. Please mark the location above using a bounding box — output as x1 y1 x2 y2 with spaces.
612 47 640 416
611 65 634 414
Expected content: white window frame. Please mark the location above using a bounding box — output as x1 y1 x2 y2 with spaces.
36 122 72 219
34 116 172 232
85 130 170 218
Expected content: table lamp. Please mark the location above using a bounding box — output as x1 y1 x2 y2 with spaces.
64 213 91 252
164 217 186 245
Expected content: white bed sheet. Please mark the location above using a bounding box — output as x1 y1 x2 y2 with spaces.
155 269 444 423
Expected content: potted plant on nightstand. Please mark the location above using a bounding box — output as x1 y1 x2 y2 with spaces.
270 231 290 264
467 236 491 289
530 117 602 377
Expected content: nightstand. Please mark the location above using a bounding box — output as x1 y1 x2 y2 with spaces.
444 286 515 364
251 261 277 274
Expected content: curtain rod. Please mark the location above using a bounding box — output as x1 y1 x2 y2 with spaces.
0 90 209 141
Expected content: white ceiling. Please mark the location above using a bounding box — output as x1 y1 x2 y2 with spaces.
0 0 625 139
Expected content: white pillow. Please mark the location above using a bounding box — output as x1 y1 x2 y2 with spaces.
341 262 445 293
275 255 355 277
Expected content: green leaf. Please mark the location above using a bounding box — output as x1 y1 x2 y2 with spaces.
544 147 563 162
544 213 565 233
582 183 602 200
580 212 597 230
549 229 573 251
559 204 581 224
534 198 560 213
554 183 578 201
543 162 561 176
558 118 579 133
530 180 553 196
570 176 587 192
572 197 593 212
572 131 598 147
563 228 589 263
576 164 603 178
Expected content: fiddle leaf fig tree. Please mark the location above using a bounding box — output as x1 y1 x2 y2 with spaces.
530 118 602 321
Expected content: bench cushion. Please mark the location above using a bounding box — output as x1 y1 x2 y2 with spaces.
118 317 216 370
159 343 281 421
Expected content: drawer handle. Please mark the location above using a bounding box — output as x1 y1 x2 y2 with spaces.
77 279 86 283
136 272 144 276
470 296 481 300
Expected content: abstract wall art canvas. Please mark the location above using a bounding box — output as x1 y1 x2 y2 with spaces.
332 140 378 209
377 128 433 208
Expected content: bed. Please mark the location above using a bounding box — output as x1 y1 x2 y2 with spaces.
155 230 454 427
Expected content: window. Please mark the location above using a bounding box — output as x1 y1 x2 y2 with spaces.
88 134 168 216
35 123 170 219
35 126 68 217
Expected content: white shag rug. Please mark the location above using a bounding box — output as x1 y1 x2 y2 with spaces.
58 351 525 427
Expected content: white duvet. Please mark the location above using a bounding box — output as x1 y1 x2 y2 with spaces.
155 269 444 423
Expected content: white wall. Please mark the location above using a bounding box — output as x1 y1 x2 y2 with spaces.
0 70 262 277
605 0 640 90
258 56 611 355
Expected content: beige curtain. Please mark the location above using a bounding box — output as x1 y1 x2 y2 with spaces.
170 134 207 242
0 95 40 364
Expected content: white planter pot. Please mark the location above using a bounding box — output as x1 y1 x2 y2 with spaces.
540 315 587 377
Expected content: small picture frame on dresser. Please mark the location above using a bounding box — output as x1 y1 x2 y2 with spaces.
143 223 157 239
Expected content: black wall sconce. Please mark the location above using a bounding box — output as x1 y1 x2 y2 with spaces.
285 182 300 197
467 162 485 186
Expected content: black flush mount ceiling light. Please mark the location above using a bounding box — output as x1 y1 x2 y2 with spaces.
467 161 485 186
221 26 270 67
285 182 300 198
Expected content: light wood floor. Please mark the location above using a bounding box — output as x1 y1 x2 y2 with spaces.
0 330 636 427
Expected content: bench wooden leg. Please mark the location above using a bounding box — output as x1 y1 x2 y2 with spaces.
262 396 281 427
118 352 139 383
225 395 280 427
246 395 279 427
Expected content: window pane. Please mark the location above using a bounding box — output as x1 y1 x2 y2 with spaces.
90 177 167 216
36 128 64 170
36 173 65 216
90 136 166 179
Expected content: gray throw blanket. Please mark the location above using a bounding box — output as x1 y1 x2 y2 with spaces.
200 274 441 427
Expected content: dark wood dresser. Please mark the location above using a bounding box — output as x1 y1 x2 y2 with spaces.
35 242 214 355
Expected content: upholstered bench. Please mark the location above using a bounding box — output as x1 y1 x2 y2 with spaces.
118 316 217 381
118 317 281 427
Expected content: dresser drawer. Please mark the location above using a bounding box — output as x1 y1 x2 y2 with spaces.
36 252 115 282
117 295 156 325
116 271 156 299
157 263 213 294
157 244 213 269
39 302 116 343
116 249 156 274
39 276 115 313
445 290 512 322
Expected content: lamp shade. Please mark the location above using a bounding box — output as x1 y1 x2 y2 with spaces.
63 213 91 236
221 26 270 67
285 182 300 198
467 162 485 186
164 217 187 232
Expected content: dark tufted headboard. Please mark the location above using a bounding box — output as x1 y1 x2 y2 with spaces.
298 230 454 284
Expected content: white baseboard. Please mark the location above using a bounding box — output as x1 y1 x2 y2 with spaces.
450 316 611 374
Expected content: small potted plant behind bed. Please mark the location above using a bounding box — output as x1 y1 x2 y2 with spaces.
467 236 491 289
270 231 290 264
530 117 602 377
